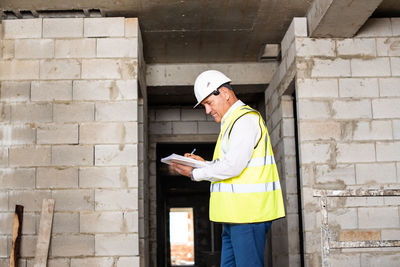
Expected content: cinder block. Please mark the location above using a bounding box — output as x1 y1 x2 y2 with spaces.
353 120 393 140
43 18 83 38
2 19 42 39
123 211 139 232
73 80 138 101
394 120 400 140
82 59 138 79
84 17 125 37
9 146 51 167
372 99 400 119
52 212 79 233
297 100 331 119
20 235 37 257
391 57 400 76
0 60 39 80
53 103 94 122
0 212 36 235
15 39 54 59
97 38 138 58
329 208 359 229
125 18 138 37
2 40 15 59
377 37 400 56
0 236 6 257
332 99 372 119
336 143 375 163
50 235 95 257
52 145 94 166
116 257 140 267
315 164 356 185
71 257 113 267
55 39 96 58
198 121 220 134
381 229 400 240
346 196 385 207
359 207 399 228
352 58 391 77
0 168 35 189
9 190 52 211
0 81 30 101
296 78 338 98
40 59 81 79
339 78 378 98
299 121 341 141
281 17 307 57
95 145 137 166
0 191 8 211
0 124 36 145
172 121 197 134
95 234 138 256
329 253 360 266
80 212 123 233
337 38 376 57
80 122 137 144
311 58 351 77
31 80 72 101
295 38 335 57
37 124 78 145
43 258 70 267
0 104 11 123
181 108 207 121
11 103 52 123
379 78 400 97
392 18 400 36
52 189 94 211
300 143 331 164
376 141 400 161
155 108 180 121
95 101 138 122
36 167 78 189
79 167 138 188
356 163 397 184
361 254 400 267
95 189 138 210
149 122 172 134
0 148 8 167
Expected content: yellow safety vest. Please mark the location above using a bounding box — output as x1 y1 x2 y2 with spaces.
209 105 285 223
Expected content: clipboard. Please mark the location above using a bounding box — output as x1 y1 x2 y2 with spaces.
161 153 208 168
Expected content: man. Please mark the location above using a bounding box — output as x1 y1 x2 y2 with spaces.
171 70 285 267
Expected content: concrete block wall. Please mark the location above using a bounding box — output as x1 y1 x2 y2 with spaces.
267 17 400 266
264 17 307 267
0 18 144 266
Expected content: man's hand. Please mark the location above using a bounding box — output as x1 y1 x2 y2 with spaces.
184 153 205 162
170 162 193 178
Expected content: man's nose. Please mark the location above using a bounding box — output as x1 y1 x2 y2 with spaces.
204 105 211 114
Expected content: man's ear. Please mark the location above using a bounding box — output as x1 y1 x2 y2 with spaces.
220 86 230 100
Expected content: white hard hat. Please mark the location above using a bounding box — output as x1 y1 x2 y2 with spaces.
193 70 231 108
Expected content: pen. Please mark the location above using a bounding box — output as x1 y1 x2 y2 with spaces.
190 148 196 154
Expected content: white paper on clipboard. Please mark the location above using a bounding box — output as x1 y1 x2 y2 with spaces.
161 153 208 168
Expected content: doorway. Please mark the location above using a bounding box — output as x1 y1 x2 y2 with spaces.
156 143 222 267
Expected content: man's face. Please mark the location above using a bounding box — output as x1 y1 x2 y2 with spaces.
201 89 228 123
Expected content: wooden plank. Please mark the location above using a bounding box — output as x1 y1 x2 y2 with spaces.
9 205 24 267
33 199 55 267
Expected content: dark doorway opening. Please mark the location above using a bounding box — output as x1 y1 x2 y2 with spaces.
157 143 222 267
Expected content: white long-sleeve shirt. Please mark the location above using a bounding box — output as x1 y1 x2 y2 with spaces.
192 100 261 182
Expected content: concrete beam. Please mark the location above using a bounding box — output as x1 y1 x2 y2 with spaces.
307 0 383 38
146 62 278 86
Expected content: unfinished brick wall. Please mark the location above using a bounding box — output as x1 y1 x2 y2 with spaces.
267 17 400 267
0 17 145 266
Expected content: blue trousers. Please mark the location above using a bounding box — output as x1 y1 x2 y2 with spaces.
220 221 272 267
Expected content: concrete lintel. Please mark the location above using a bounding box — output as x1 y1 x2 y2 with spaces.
307 0 383 38
146 62 278 86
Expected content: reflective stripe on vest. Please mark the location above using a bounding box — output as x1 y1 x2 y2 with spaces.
247 155 275 167
211 180 281 193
